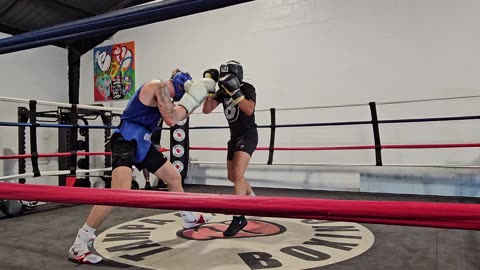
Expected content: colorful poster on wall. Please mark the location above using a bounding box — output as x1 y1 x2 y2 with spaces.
93 41 135 101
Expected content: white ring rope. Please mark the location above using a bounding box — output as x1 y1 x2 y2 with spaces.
376 95 480 106
262 94 480 111
2 94 480 115
0 168 112 181
191 94 480 114
0 96 124 112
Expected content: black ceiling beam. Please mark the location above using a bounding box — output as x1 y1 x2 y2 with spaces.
67 32 115 54
42 0 97 18
108 0 139 12
0 0 18 19
0 24 25 36
65 0 154 54
0 0 255 55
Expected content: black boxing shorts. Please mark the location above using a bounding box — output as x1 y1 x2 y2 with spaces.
111 133 167 173
227 131 258 161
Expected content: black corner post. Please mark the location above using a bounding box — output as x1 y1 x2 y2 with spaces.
369 102 382 166
101 112 112 178
69 105 79 176
170 118 189 185
68 46 81 105
28 100 40 177
17 107 29 183
267 108 276 165
64 46 81 186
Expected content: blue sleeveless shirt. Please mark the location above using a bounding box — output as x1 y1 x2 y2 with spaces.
114 86 162 162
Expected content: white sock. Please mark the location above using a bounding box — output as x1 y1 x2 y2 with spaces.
73 224 96 245
81 223 96 235
180 211 197 222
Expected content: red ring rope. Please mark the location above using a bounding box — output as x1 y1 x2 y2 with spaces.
0 182 478 230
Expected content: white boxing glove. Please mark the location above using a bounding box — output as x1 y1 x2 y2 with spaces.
178 80 209 113
198 78 216 94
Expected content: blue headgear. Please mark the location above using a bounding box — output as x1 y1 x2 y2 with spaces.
170 71 192 101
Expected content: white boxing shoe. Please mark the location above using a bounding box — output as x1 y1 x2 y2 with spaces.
182 213 213 229
67 229 103 264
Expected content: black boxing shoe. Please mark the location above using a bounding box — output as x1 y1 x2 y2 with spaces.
223 215 248 237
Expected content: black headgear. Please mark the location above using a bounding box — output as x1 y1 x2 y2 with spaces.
219 60 243 82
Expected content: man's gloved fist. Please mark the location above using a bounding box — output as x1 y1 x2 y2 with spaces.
178 80 209 113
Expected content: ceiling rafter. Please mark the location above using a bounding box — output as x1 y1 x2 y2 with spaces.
0 0 155 50
43 0 96 17
0 0 19 21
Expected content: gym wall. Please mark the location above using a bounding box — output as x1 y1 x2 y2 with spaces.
76 0 480 193
0 33 68 186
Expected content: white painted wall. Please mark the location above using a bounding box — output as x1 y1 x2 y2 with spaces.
0 33 68 186
80 0 480 194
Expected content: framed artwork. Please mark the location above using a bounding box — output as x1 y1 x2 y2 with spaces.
93 41 135 101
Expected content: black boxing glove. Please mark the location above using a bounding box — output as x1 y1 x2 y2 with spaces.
212 87 227 102
203 68 220 82
218 74 244 106
203 69 219 97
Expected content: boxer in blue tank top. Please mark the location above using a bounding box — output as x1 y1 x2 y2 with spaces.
68 69 217 264
114 86 162 163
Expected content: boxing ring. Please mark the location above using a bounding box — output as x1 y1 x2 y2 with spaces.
1 94 478 229
0 86 478 269
0 84 479 266
0 93 479 224
0 1 479 269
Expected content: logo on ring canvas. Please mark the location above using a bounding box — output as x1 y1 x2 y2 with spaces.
94 213 375 269
178 219 286 240
172 145 184 157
